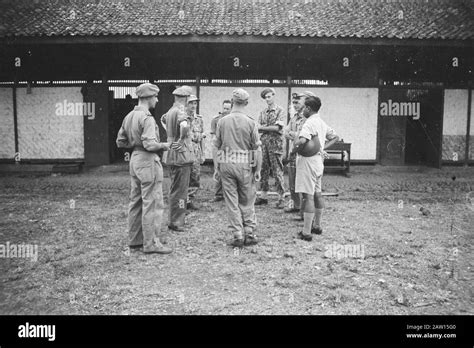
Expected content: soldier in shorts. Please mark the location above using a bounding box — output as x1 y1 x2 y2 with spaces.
291 96 339 241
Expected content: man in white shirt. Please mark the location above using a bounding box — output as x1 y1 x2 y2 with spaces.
291 96 339 241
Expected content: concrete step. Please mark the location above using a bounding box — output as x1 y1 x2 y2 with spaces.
0 163 82 174
52 163 82 174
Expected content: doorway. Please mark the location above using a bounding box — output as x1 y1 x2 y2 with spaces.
108 84 177 163
109 88 137 163
378 88 443 168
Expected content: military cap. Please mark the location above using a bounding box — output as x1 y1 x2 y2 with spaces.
260 87 276 99
292 91 316 98
232 88 249 103
136 83 160 98
173 85 193 96
187 95 199 103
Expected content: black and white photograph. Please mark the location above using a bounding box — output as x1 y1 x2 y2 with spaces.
0 0 473 345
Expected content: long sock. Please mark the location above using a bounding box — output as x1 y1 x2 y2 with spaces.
313 209 323 228
303 212 315 235
299 196 304 218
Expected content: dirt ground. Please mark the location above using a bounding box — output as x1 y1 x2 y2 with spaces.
0 165 473 315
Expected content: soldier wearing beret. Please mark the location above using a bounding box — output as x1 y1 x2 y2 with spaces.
116 83 173 254
185 95 205 210
213 88 262 247
161 86 195 232
255 87 287 209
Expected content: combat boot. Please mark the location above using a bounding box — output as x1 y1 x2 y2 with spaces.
244 227 258 246
129 244 143 252
144 242 173 254
229 238 244 248
297 231 312 242
244 234 258 246
168 224 185 232
187 201 199 211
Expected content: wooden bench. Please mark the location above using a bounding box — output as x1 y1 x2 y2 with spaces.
324 141 351 176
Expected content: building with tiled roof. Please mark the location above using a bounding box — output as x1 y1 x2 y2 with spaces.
0 0 473 168
1 0 473 41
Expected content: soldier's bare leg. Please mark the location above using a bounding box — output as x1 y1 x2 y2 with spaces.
312 176 324 233
302 192 315 238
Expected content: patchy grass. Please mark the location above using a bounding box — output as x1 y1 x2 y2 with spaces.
0 166 473 315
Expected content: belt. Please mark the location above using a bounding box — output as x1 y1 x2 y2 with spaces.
133 146 148 152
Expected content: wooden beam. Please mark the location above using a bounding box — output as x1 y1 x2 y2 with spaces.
196 75 200 114
285 74 292 162
12 81 18 157
2 35 472 48
465 87 472 165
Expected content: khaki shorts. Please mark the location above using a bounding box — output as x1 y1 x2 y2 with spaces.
295 155 323 194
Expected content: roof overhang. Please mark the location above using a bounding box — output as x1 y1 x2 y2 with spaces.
2 34 473 47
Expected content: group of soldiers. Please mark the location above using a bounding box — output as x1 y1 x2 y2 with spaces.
116 83 338 254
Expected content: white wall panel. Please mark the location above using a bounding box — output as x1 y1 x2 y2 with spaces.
442 89 468 161
292 87 378 160
17 87 84 159
0 88 15 159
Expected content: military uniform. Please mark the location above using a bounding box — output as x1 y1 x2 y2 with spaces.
258 102 286 198
187 98 205 199
210 113 226 199
210 113 225 135
214 89 262 245
284 109 306 211
162 86 195 230
116 83 171 254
